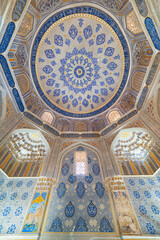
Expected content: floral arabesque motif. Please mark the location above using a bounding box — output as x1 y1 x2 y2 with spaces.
151 205 159 215
99 217 113 232
33 10 129 118
15 207 23 216
3 207 11 216
57 182 67 198
58 47 100 97
49 217 63 232
7 224 16 234
74 217 88 232
10 192 18 200
21 192 28 200
146 223 156 234
76 182 86 198
139 205 147 215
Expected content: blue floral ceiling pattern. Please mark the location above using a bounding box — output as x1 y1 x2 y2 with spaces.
31 7 130 118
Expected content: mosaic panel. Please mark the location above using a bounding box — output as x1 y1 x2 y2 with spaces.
31 0 59 13
100 0 128 10
0 55 15 88
90 118 106 132
12 0 27 21
5 95 15 119
17 12 33 37
145 17 160 51
147 97 154 118
134 41 153 67
126 10 143 35
22 192 47 233
137 86 148 110
0 22 15 53
135 0 148 17
43 124 60 136
101 123 117 136
124 174 160 235
60 141 74 152
117 110 138 125
24 112 43 126
16 74 30 95
0 169 37 234
12 88 24 112
146 52 160 86
132 71 145 91
45 146 115 233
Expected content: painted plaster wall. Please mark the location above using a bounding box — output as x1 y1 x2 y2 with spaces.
0 169 37 234
124 170 160 235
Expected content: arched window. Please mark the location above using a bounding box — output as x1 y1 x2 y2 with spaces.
111 128 160 175
0 129 50 177
41 111 54 125
108 110 121 124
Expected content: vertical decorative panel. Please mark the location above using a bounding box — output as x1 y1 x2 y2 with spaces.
12 0 27 21
22 177 52 233
44 146 115 233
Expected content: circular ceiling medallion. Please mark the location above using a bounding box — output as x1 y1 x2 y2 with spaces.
31 7 130 118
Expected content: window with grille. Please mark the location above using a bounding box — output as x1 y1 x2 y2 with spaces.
74 150 88 175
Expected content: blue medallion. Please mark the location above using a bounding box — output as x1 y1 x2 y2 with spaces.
61 163 69 176
76 182 86 198
75 217 88 232
85 174 93 184
49 217 63 232
99 217 113 232
74 66 85 78
95 182 105 198
57 182 66 198
68 174 76 184
65 201 75 217
87 200 97 217
92 163 100 175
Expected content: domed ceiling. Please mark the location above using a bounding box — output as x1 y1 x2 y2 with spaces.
4 0 156 134
31 7 129 117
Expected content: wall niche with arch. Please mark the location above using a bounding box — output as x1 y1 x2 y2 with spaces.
44 144 116 234
111 128 160 176
0 129 50 177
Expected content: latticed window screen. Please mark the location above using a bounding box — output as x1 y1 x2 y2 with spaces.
74 151 88 175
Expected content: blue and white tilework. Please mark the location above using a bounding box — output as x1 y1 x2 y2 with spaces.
124 173 160 235
31 7 130 118
145 17 160 51
0 169 37 234
45 146 115 233
12 0 27 21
